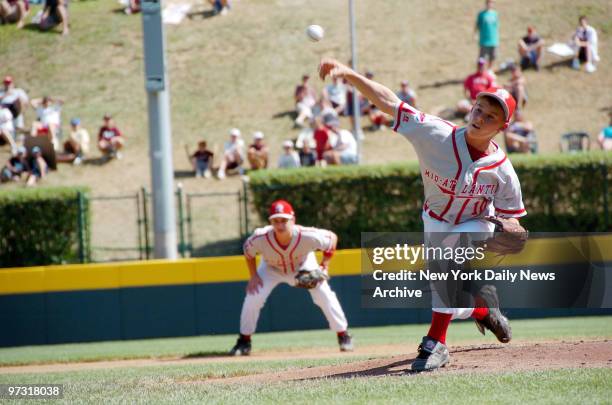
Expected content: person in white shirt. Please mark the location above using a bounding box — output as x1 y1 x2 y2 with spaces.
58 118 90 165
323 77 347 115
30 96 63 151
322 114 358 165
218 128 245 179
572 15 599 73
0 106 17 154
0 76 29 130
278 140 300 169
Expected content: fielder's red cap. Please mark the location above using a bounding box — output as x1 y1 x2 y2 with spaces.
477 87 516 123
3 76 13 84
268 200 295 220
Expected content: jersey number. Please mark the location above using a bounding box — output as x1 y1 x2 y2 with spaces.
471 198 488 217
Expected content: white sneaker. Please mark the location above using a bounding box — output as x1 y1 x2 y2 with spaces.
204 169 212 179
116 152 123 160
73 156 82 166
585 63 596 73
217 170 225 179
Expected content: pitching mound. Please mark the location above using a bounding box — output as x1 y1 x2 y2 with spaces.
205 340 612 384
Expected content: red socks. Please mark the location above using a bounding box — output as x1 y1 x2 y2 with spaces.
471 307 489 321
427 312 452 344
240 334 251 342
337 331 347 338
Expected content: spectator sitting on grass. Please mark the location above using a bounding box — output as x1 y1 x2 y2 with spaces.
0 0 28 28
278 140 300 169
298 139 316 168
98 114 125 160
124 0 140 14
57 118 90 165
30 96 63 151
209 0 230 16
1 146 29 183
0 75 29 131
26 146 47 187
217 128 244 179
504 110 536 154
323 114 357 165
322 76 347 116
518 26 544 71
0 105 17 154
505 64 527 110
39 0 69 36
457 57 497 116
598 115 612 151
247 131 268 170
396 80 417 108
572 16 599 73
313 116 333 166
294 74 317 128
191 140 214 178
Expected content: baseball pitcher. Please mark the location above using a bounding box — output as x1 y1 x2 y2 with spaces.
319 58 527 371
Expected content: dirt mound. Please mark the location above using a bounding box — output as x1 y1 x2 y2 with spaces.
203 340 612 384
2 340 610 379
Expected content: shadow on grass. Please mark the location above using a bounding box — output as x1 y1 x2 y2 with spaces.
21 23 60 35
418 78 463 90
181 350 232 359
272 110 297 120
187 7 217 20
83 156 112 166
175 169 195 179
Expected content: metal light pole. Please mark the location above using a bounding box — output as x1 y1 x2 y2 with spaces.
141 0 177 259
348 0 363 161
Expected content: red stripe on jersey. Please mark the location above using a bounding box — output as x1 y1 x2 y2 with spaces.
438 196 455 219
495 207 526 214
424 202 448 223
265 232 287 273
473 156 507 183
454 199 471 225
393 102 405 132
451 128 462 180
288 232 302 273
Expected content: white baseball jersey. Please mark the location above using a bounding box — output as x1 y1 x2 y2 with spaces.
392 101 526 225
243 225 334 273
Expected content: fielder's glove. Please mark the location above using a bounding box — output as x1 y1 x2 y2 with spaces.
479 217 529 255
295 267 329 289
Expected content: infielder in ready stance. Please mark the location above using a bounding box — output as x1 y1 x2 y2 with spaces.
230 199 353 355
319 59 526 371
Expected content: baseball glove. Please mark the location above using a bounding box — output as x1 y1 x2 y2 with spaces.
295 267 329 289
479 217 529 255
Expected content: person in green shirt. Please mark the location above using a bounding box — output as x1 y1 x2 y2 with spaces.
475 0 499 70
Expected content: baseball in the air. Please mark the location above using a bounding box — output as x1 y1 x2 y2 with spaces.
306 25 324 42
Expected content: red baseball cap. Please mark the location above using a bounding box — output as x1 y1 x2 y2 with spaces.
268 200 295 220
3 76 13 84
476 87 516 123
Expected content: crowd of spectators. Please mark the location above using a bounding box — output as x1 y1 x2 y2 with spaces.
0 75 128 186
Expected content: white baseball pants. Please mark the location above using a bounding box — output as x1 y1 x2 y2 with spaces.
422 212 495 320
239 253 349 335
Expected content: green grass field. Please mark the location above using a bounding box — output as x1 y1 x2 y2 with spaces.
1 317 611 404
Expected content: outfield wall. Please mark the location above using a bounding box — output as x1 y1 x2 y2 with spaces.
1 249 611 347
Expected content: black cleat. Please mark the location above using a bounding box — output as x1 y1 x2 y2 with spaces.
338 333 354 352
474 285 512 343
229 336 251 356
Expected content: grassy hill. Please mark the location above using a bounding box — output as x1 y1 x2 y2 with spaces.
1 0 610 258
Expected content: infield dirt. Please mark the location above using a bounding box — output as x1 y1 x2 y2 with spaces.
2 340 610 381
